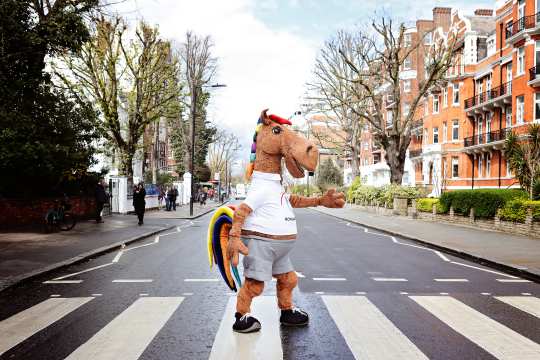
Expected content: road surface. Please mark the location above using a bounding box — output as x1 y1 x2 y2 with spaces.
0 209 539 359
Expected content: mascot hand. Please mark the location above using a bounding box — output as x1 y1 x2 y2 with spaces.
320 189 346 208
227 236 249 267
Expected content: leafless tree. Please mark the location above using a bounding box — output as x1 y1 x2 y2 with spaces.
55 17 181 177
307 31 368 179
207 128 241 185
328 16 456 184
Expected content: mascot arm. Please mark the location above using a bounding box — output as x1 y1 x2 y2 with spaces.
227 203 252 266
289 189 346 209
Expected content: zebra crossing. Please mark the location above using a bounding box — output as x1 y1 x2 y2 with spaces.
0 293 539 360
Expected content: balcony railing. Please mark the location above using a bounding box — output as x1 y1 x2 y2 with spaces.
529 66 540 82
463 128 511 147
506 12 540 39
463 81 512 110
409 149 422 158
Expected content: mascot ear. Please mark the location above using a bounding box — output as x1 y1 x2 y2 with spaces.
260 108 271 125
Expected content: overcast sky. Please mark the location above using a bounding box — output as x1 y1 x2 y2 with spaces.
113 0 495 168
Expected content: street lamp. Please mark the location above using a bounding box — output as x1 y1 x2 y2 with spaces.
189 83 227 216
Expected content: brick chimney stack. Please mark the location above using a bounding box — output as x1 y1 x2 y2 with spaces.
433 7 451 31
474 9 493 16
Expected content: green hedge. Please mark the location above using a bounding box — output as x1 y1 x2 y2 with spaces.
352 184 423 208
439 189 527 218
499 199 540 223
290 184 321 196
417 198 445 213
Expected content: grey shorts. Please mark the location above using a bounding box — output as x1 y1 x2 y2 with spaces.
241 237 296 282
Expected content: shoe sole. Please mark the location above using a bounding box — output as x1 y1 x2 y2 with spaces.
280 321 309 327
232 323 261 333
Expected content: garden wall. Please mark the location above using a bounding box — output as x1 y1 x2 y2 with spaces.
0 196 97 229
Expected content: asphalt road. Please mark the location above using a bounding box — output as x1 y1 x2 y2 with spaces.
0 209 539 360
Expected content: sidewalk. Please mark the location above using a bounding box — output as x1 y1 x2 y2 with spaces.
0 203 218 292
314 205 540 281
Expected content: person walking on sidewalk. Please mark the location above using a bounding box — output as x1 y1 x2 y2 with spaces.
158 187 165 210
133 183 146 225
169 186 178 211
94 179 108 223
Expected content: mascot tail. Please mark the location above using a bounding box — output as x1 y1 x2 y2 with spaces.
207 205 242 291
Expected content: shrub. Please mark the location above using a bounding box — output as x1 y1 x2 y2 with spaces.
352 184 422 208
417 198 445 213
439 189 527 218
500 199 540 222
347 177 362 202
290 184 320 196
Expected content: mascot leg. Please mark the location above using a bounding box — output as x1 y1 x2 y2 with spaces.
274 271 297 310
275 271 309 326
236 277 264 314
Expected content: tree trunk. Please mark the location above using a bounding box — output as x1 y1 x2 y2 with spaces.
385 140 406 184
152 121 158 184
119 148 134 178
350 145 360 178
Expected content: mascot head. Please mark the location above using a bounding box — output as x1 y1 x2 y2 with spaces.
246 109 319 179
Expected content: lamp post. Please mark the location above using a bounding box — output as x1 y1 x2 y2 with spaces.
189 83 227 216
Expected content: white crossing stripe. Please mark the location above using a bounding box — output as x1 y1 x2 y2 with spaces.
433 278 468 282
496 279 531 283
209 296 282 360
0 297 93 355
322 295 428 360
43 280 83 284
184 278 219 282
65 297 183 360
372 277 408 282
411 296 540 360
495 296 540 318
312 277 347 281
111 279 153 283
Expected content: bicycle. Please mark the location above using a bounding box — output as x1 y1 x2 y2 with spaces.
44 198 77 232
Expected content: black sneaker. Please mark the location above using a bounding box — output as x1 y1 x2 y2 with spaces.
232 312 261 333
280 307 309 327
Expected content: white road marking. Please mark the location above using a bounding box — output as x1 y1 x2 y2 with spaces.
65 297 183 360
209 296 282 360
450 261 517 278
315 291 325 294
49 294 61 297
434 251 450 262
182 292 193 296
184 278 219 282
112 251 123 263
0 297 93 355
522 293 532 296
355 292 366 295
439 292 449 295
372 278 408 282
92 294 102 297
54 263 114 280
495 296 540 318
124 243 154 252
481 293 491 296
43 280 83 284
322 295 428 360
139 293 149 296
154 235 160 243
496 279 531 283
411 296 540 360
295 271 305 278
112 279 153 283
433 278 469 282
400 292 409 295
312 277 347 281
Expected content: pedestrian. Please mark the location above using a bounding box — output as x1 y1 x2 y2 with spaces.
133 182 146 225
171 186 178 210
158 187 165 210
94 179 108 223
200 187 208 206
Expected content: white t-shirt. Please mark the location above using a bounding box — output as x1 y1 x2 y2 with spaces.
242 171 297 236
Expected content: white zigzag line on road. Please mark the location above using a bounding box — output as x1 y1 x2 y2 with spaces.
48 222 193 282
343 222 517 279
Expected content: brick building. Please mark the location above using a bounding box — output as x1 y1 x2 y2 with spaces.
350 1 540 194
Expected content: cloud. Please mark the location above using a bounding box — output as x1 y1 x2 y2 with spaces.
113 0 317 166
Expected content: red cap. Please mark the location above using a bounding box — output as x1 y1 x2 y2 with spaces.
269 114 292 125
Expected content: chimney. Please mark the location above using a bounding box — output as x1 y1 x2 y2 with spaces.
433 7 451 32
474 9 493 16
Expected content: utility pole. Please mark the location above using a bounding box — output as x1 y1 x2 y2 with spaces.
189 86 197 216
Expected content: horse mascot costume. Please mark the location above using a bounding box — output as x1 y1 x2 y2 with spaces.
208 109 345 333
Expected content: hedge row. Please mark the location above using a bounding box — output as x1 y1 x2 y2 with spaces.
352 184 424 208
439 189 527 218
416 198 444 213
499 199 540 223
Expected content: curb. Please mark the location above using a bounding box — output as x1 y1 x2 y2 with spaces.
145 204 223 220
0 225 176 294
312 208 540 284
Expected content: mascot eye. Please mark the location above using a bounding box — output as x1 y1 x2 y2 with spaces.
272 126 282 135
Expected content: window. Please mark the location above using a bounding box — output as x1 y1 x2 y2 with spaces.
534 93 540 122
486 154 491 177
506 158 512 177
424 32 432 45
517 95 525 124
443 87 448 107
404 57 412 70
486 76 492 93
478 156 483 178
386 110 393 126
452 83 460 106
433 95 439 113
433 127 439 144
452 120 459 140
452 157 459 178
403 102 410 116
487 37 496 57
486 113 492 141
536 41 540 69
518 47 525 75
518 0 525 20
443 122 447 143
405 33 412 47
506 106 512 128
403 80 411 93
477 118 483 143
